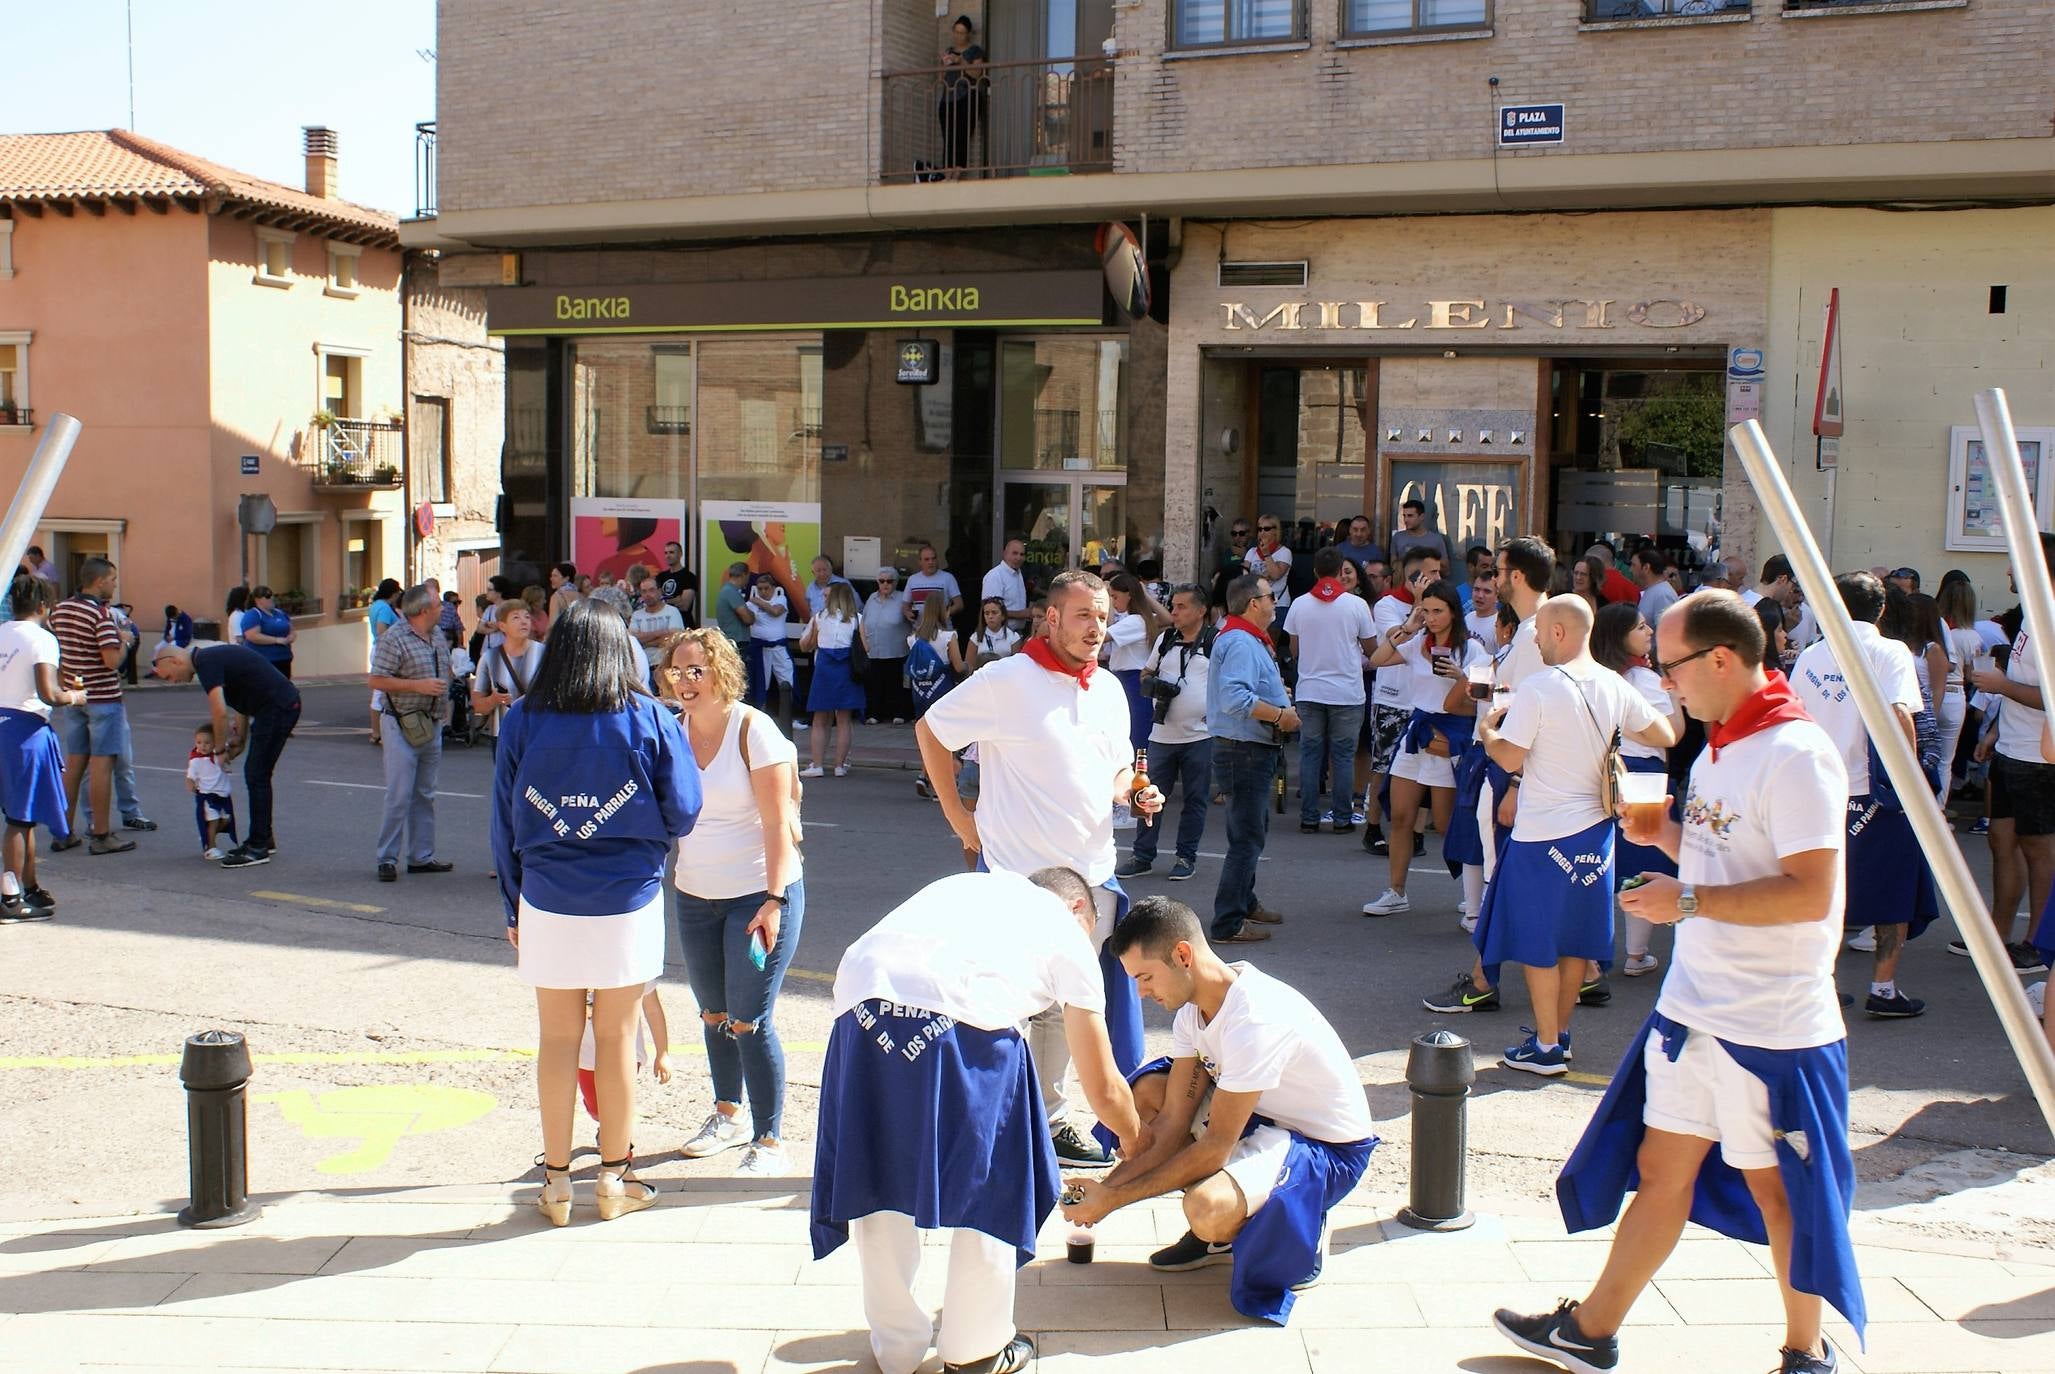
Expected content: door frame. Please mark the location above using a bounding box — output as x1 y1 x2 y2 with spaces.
995 470 1129 573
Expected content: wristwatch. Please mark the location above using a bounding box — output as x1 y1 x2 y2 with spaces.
1676 884 1699 918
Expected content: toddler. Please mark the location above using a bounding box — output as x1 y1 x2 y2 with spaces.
577 982 671 1121
185 723 237 860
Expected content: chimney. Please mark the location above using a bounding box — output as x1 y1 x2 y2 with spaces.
303 126 338 199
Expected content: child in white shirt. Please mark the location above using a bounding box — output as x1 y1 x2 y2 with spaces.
577 983 671 1121
749 574 795 690
185 723 237 860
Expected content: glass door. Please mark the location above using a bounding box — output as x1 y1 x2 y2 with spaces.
1002 476 1073 590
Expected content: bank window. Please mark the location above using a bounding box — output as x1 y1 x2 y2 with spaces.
411 395 449 504
1174 0 1303 47
256 228 294 287
326 243 361 299
1346 0 1488 33
1001 338 1128 472
0 333 28 421
1584 0 1746 16
696 337 824 506
649 348 692 435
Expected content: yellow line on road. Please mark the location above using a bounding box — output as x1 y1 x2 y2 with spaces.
1563 1071 1613 1087
787 968 834 985
249 890 387 914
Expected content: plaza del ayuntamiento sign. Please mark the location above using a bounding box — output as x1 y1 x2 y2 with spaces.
1216 298 1710 332
485 271 1107 336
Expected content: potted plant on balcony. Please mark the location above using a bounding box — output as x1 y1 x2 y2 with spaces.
277 588 316 617
370 463 400 486
0 403 17 426
310 409 338 432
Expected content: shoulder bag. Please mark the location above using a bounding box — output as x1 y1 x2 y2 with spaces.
1560 667 1630 819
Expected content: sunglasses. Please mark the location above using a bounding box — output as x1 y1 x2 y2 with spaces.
1230 529 1250 538
663 664 709 681
1654 645 1727 678
1258 524 1279 532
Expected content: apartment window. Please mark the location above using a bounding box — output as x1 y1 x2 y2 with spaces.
340 514 387 603
326 244 361 299
1346 0 1488 32
1174 0 1302 47
411 395 450 503
256 514 321 606
1583 0 1745 15
0 220 14 279
256 228 294 287
0 332 29 421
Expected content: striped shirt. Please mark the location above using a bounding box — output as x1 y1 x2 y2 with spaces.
47 596 122 704
371 622 452 722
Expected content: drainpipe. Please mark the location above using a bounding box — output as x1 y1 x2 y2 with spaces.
401 250 414 586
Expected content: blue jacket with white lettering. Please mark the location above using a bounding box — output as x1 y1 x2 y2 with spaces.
491 696 700 926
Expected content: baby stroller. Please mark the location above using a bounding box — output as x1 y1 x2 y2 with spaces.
444 647 482 747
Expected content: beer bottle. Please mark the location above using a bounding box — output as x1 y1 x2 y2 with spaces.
1131 748 1152 828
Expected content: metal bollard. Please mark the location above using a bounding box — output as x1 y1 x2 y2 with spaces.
1397 1028 1476 1232
177 1030 262 1229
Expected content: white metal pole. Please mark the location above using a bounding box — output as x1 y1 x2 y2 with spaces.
0 413 83 583
1730 418 2055 1137
1972 390 2055 749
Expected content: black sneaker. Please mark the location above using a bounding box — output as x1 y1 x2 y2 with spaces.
1779 1338 1838 1373
1149 1229 1234 1271
1578 974 1612 1007
122 815 158 831
1114 857 1153 879
1424 971 1500 1014
1364 826 1389 854
1167 857 1196 881
1051 1122 1112 1168
1299 821 1322 833
1865 990 1926 1019
1331 819 1356 834
22 886 55 915
1492 1299 1618 1374
1413 833 1427 857
218 846 271 870
944 1334 1034 1374
0 893 51 924
1947 938 1970 957
2010 941 2049 974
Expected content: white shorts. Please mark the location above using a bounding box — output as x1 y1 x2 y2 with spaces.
1390 739 1456 790
757 643 795 687
516 891 666 991
1176 1075 1290 1219
1642 1025 1778 1170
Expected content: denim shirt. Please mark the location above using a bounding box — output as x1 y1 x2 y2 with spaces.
1206 629 1289 744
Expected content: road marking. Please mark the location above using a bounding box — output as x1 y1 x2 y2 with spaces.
135 764 184 773
249 890 387 914
306 779 484 799
260 1084 499 1173
1195 852 1267 861
787 968 834 985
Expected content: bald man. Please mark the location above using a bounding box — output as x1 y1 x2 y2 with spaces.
1473 595 1680 1076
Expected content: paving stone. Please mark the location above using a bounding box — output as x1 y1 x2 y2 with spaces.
0 1268 192 1314
490 1324 772 1373
4 1312 518 1370
649 1282 870 1331
1899 1270 2055 1322
1163 1280 1423 1330
1847 1320 2055 1373
1017 1283 1166 1332
1511 1236 1772 1282
764 1328 940 1372
1041 1326 1311 1372
1417 1280 1680 1329
1658 1275 1932 1325
162 1273 667 1327
319 1236 573 1280
90 1233 350 1275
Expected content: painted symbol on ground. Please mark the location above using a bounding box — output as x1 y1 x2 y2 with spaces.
258 1084 497 1174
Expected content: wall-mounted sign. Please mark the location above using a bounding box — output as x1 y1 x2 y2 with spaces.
822 443 851 464
897 338 939 386
1947 425 2055 552
239 455 260 475
1498 103 1565 147
485 271 1105 336
1813 288 1843 438
1218 298 1707 333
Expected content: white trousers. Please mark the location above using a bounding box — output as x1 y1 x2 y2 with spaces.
1027 884 1119 1124
852 1211 1017 1373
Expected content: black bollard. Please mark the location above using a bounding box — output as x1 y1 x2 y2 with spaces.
1397 1027 1476 1232
177 1030 262 1229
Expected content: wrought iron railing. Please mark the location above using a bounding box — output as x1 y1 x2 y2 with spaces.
0 407 32 428
414 121 437 218
316 419 403 486
880 54 1114 185
1585 0 1747 14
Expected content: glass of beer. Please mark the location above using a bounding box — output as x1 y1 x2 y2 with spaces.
1619 772 1668 835
1465 659 1493 701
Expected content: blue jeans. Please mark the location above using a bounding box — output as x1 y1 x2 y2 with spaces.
376 725 441 864
1211 738 1278 939
1297 701 1363 826
675 879 805 1141
1132 736 1212 866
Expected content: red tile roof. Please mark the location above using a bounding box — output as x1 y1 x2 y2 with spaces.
0 130 397 244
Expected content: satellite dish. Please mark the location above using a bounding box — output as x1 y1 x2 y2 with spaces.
1096 221 1150 320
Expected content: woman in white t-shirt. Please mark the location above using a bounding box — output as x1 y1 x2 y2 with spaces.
1362 579 1480 916
1106 572 1171 752
799 582 864 777
662 627 804 1179
968 596 1020 671
0 575 87 920
469 602 546 749
1592 603 1685 977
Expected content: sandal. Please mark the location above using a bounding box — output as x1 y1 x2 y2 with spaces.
594 1149 658 1221
535 1155 573 1227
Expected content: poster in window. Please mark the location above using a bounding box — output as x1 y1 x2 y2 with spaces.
571 497 688 586
1946 426 2054 552
701 500 823 629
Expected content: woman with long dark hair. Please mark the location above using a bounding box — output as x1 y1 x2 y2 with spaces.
492 598 701 1225
1362 578 1479 917
0 575 85 920
1936 577 1983 796
223 585 250 646
1591 602 1684 977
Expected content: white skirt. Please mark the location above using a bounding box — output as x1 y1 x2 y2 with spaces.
1390 739 1456 790
516 890 666 990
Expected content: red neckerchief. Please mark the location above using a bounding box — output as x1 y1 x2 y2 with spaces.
1628 653 1653 671
1309 577 1346 603
1381 587 1416 610
1706 670 1811 760
1218 615 1274 650
1255 537 1282 561
1023 634 1096 687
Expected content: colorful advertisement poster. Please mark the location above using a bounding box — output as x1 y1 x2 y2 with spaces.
702 501 822 630
570 498 688 587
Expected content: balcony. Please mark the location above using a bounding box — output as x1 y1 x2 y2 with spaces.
880 55 1113 186
311 418 404 491
0 406 32 429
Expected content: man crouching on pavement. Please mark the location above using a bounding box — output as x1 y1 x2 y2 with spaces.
1061 896 1379 1325
810 867 1141 1374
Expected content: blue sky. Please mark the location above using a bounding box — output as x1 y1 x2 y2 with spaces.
1 1 436 218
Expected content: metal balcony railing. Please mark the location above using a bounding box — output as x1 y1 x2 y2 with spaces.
315 419 403 486
0 407 32 428
1585 0 1747 13
880 55 1113 185
414 121 437 219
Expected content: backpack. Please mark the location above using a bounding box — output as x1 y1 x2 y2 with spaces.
905 636 953 711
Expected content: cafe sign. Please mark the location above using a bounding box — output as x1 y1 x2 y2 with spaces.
486 271 1106 335
1219 298 1708 332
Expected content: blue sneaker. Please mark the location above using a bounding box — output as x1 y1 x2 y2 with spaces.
1558 1030 1573 1063
1503 1030 1568 1077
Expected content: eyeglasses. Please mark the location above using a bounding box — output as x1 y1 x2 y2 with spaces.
1248 591 1275 602
1653 645 1726 678
1258 523 1279 532
663 664 709 681
1229 528 1250 539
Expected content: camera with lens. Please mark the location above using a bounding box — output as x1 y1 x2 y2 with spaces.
1143 676 1182 724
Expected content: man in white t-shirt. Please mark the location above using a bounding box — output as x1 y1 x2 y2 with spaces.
982 537 1031 628
1244 514 1293 612
812 868 1140 1374
1465 565 1501 649
903 543 963 625
1119 583 1215 881
1970 533 2055 967
1742 554 1820 652
1283 547 1376 836
1473 596 1676 1075
917 569 1163 1169
1064 897 1378 1327
1498 591 1857 1374
628 578 684 673
1363 546 1446 855
1791 571 1933 1020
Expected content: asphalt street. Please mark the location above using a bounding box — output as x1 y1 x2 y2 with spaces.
3 681 2050 1246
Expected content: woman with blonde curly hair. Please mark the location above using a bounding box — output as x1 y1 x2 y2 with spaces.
659 627 805 1176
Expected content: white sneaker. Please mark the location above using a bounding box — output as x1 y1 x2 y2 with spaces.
1847 926 1877 953
798 765 825 779
832 765 850 778
1362 887 1411 916
1460 911 1479 935
202 847 226 861
1319 810 1335 826
1623 952 1660 977
733 1141 790 1178
794 721 809 731
679 1111 751 1159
